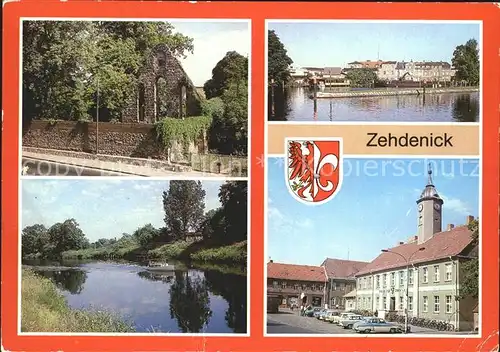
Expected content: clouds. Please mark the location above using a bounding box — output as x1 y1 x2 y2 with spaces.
173 21 250 87
21 179 227 241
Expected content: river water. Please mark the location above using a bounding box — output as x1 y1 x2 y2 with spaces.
268 87 480 122
23 260 247 334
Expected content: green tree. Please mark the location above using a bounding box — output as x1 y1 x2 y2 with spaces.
22 21 194 122
345 68 378 88
451 39 480 86
218 181 247 242
46 219 88 257
132 224 160 247
21 224 48 257
267 30 293 85
163 181 206 240
203 51 248 99
459 219 479 299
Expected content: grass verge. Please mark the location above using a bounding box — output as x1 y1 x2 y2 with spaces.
21 269 134 333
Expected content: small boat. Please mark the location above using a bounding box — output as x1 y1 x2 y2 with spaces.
146 261 176 272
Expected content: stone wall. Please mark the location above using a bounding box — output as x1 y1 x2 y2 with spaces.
122 44 203 124
22 120 204 162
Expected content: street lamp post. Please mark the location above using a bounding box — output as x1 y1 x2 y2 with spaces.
381 247 425 334
96 76 99 155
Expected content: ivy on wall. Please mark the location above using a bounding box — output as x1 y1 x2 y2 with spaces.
155 116 212 150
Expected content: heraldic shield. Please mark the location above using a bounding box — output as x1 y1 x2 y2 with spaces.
285 138 344 205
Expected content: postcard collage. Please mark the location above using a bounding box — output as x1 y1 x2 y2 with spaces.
2 2 499 352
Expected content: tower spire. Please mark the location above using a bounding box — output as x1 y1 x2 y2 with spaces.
427 163 433 185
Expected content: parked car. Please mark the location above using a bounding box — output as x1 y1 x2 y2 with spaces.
352 316 377 330
353 318 406 334
333 312 356 324
324 310 340 323
314 308 327 319
304 306 322 317
317 309 329 320
339 314 364 329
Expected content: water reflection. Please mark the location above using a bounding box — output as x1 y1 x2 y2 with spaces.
27 261 247 333
268 87 480 122
36 269 88 294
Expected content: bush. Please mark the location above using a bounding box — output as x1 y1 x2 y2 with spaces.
148 240 191 259
189 241 247 264
201 97 225 119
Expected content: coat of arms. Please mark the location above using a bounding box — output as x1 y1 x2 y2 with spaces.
285 138 343 205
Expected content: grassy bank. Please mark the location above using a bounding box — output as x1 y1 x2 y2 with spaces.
61 240 247 265
149 240 247 264
21 269 134 332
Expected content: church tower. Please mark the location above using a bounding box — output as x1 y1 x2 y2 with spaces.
416 164 444 244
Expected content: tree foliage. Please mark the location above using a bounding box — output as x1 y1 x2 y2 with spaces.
22 21 193 122
202 52 248 155
345 68 379 88
200 181 247 244
267 30 293 85
451 39 480 86
459 219 479 299
133 224 161 247
163 180 206 240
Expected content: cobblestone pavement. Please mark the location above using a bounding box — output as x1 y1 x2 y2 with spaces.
267 310 477 335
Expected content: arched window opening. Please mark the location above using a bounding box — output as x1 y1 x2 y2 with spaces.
179 85 187 119
157 52 166 68
156 77 169 120
138 83 145 122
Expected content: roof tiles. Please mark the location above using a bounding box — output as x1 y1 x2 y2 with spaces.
267 262 327 282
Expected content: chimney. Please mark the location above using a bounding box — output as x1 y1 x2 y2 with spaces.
398 241 404 245
466 215 475 225
269 259 273 263
447 224 455 231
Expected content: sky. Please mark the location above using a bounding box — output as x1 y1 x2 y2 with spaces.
268 22 480 68
171 20 250 86
267 157 480 266
21 179 224 242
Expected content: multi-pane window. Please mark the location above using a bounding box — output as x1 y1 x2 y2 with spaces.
433 265 440 282
383 274 387 287
273 281 278 287
294 284 299 290
399 296 404 310
408 269 414 285
408 296 413 311
423 267 429 283
434 296 440 313
281 282 287 289
399 271 404 286
445 264 453 281
376 275 380 289
423 296 429 312
391 272 395 286
376 296 380 308
446 295 453 313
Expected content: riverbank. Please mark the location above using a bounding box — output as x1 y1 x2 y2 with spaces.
21 269 134 332
310 86 479 99
61 240 247 265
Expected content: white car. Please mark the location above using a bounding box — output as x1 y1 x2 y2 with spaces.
339 314 364 329
333 312 356 324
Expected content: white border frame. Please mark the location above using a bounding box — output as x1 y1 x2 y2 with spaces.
18 17 252 337
263 19 483 339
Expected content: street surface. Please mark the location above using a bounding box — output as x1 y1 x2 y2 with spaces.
22 158 129 176
266 309 475 335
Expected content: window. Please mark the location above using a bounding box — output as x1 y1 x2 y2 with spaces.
368 297 371 308
383 296 387 309
358 279 361 289
376 296 379 309
433 265 440 282
408 296 413 311
281 282 287 289
408 269 414 285
273 281 278 288
383 274 387 287
445 295 453 313
434 296 440 313
301 284 307 290
423 267 429 283
399 296 404 310
294 284 299 290
391 272 395 286
332 282 337 291
376 275 380 289
423 296 429 312
362 297 366 308
445 264 453 281
399 271 404 286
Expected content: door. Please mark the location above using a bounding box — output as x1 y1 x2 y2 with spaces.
389 297 396 311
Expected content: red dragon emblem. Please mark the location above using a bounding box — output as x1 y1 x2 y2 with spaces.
286 138 343 205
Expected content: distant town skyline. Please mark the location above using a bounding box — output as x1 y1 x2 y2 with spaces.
22 179 223 242
267 157 480 266
268 22 480 68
